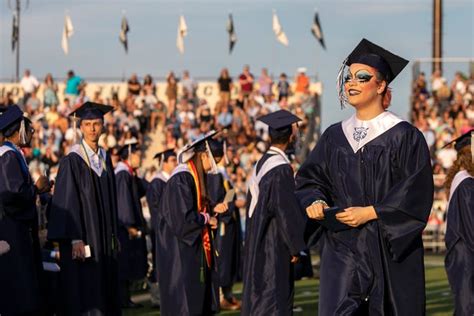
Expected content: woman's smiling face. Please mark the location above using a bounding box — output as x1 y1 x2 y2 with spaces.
344 63 385 108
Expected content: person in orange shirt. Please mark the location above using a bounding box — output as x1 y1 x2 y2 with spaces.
294 67 310 99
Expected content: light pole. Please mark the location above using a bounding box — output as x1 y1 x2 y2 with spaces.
9 0 29 82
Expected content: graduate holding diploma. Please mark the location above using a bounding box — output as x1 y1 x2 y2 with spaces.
296 39 434 315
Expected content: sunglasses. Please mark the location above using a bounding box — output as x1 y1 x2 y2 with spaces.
344 70 374 84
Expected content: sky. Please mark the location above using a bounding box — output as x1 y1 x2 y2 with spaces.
0 0 473 130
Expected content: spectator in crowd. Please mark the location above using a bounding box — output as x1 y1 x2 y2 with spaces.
218 68 233 108
258 67 273 97
143 74 156 95
20 69 40 104
294 67 310 99
181 70 198 101
277 72 290 102
165 71 178 118
239 65 254 98
128 73 142 96
64 70 84 103
43 73 59 108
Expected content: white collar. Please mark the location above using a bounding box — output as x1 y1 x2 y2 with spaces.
115 161 131 175
82 140 105 159
342 111 403 153
268 146 290 164
152 170 171 182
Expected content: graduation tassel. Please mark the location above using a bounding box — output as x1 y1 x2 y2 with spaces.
336 57 348 109
19 118 26 145
158 153 164 172
72 113 78 144
223 140 229 166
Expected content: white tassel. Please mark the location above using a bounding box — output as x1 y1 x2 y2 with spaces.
19 119 26 145
336 57 349 109
223 140 229 166
72 113 78 144
158 153 164 171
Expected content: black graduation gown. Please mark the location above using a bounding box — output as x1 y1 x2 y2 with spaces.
445 177 474 315
241 154 306 316
47 152 121 316
295 121 434 315
0 150 43 315
115 168 148 281
145 176 167 283
157 170 219 316
207 173 241 288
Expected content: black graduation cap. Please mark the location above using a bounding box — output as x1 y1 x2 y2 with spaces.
118 138 140 159
443 129 473 152
178 130 218 163
69 101 113 120
153 149 176 162
0 105 23 132
257 110 301 130
345 38 409 83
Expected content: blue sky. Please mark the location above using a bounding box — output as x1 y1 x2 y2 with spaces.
0 0 473 129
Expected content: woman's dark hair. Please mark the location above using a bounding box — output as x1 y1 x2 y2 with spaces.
191 152 209 202
445 146 474 193
269 126 292 145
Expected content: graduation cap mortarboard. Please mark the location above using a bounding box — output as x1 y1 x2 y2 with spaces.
0 105 24 132
69 101 113 120
118 138 140 159
443 129 474 152
153 149 177 161
178 130 218 163
257 110 301 130
345 38 409 83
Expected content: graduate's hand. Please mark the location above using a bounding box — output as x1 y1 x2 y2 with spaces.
72 241 86 261
214 203 228 214
208 217 218 229
0 240 11 256
336 206 378 227
35 175 52 194
306 202 325 220
128 227 139 239
291 256 299 263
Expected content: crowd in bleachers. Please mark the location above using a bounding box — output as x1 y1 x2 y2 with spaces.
411 69 474 250
0 65 319 233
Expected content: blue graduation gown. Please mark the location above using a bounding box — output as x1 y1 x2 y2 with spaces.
241 154 306 316
207 173 242 288
0 148 43 315
47 152 121 316
145 175 167 282
156 168 219 315
296 121 433 315
445 177 474 315
115 167 148 281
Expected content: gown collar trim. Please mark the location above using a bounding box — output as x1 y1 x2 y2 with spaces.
341 111 403 153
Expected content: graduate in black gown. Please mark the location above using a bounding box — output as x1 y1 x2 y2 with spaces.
443 130 474 315
47 102 121 316
242 110 307 316
115 139 149 308
206 140 242 311
157 131 220 315
296 39 434 315
145 149 178 308
0 106 51 315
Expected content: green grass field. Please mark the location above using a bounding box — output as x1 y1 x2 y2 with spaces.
124 255 454 316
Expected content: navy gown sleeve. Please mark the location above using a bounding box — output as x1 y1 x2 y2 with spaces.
295 131 334 209
115 171 136 227
47 155 84 240
137 177 149 198
272 165 307 256
146 179 165 229
0 152 36 218
160 172 205 246
374 128 434 261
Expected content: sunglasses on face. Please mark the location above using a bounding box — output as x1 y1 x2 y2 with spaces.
344 70 374 84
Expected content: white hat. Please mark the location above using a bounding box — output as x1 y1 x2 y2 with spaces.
297 67 307 73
